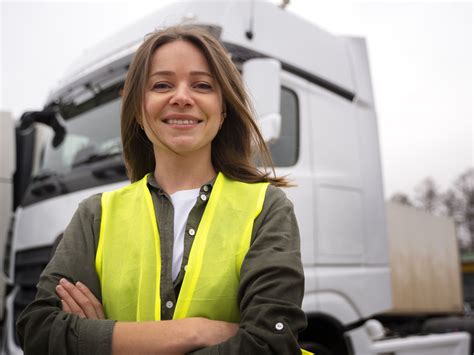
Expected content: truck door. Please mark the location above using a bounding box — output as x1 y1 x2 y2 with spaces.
273 71 315 268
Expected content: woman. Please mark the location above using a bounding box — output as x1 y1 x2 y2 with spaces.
17 25 307 354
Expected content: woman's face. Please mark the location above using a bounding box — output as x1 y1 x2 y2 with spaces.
143 40 224 158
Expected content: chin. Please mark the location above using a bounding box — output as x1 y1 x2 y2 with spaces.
171 143 209 156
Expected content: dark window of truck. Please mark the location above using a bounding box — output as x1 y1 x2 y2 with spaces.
268 87 299 167
39 97 122 175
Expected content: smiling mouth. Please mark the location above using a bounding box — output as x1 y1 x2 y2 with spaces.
164 119 201 125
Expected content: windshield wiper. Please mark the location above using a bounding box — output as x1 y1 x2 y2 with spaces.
32 169 57 182
72 150 123 168
29 170 66 197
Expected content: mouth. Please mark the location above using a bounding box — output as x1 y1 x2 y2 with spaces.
163 118 201 125
161 114 202 125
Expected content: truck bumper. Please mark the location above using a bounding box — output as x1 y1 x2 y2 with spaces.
347 325 470 355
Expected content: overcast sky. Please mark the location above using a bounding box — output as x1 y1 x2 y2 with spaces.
1 0 472 199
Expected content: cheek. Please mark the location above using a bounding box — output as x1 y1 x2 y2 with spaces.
210 118 223 140
142 121 155 143
144 94 166 117
144 97 155 117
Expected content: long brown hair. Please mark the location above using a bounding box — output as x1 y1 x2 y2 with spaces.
121 25 288 186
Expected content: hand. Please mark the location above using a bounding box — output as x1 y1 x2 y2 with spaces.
56 278 105 320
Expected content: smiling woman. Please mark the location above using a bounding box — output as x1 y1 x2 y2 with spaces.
121 26 289 187
142 40 224 177
17 25 309 355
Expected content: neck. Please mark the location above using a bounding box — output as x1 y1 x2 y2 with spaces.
153 148 216 195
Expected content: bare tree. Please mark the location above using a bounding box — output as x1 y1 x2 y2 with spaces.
390 170 474 251
414 177 441 214
390 193 414 206
442 189 460 218
451 168 474 251
441 188 469 250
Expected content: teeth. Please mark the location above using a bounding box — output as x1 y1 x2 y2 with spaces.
166 119 197 125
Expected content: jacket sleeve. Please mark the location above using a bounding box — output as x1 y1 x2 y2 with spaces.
16 194 115 355
191 185 307 355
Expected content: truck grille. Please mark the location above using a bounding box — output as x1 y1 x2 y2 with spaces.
13 246 53 346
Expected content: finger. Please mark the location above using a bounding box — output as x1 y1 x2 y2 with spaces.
76 281 105 319
60 279 99 319
61 299 72 313
58 278 99 319
56 284 86 318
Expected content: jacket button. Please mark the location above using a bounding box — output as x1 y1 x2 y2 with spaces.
275 322 284 331
166 301 174 309
203 185 209 192
200 194 207 201
188 228 195 236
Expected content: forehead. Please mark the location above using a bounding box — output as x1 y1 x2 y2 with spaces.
150 40 211 72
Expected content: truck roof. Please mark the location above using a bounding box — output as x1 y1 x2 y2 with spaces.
48 0 355 103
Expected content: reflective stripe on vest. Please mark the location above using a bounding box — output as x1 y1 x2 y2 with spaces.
95 172 268 322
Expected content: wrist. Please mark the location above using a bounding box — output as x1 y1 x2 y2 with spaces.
182 317 208 348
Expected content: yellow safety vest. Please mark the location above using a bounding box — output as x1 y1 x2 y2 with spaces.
96 172 268 321
95 172 312 355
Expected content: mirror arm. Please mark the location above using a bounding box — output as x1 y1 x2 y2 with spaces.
19 110 66 147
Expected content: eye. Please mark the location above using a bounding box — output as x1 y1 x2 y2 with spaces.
194 82 213 90
152 82 172 91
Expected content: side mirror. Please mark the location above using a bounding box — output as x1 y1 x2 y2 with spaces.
14 110 66 208
19 110 66 148
242 58 282 143
14 120 36 209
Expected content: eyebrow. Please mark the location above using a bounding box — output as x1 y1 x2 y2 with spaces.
149 70 213 78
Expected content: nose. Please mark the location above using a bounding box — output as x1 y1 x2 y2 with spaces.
169 83 194 107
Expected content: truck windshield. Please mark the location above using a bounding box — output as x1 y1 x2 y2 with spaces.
37 97 122 177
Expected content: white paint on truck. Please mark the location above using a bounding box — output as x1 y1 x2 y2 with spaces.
0 111 15 321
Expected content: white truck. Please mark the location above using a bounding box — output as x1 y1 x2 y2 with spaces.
0 1 471 354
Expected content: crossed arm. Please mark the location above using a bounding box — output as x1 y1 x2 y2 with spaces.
56 278 238 355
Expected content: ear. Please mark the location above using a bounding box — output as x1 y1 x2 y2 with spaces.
221 99 227 115
220 111 226 130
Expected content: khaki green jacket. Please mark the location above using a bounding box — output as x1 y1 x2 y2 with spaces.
17 175 307 354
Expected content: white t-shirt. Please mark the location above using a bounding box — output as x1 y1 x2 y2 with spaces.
169 188 200 281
